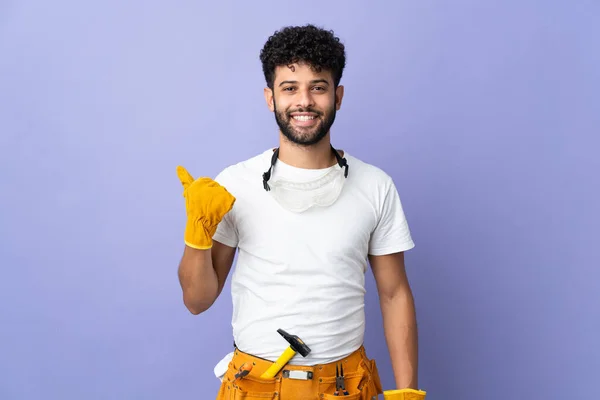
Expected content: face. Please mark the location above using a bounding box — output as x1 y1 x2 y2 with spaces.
264 62 344 146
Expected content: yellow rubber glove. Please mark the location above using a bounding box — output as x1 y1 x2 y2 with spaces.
384 388 427 400
176 166 236 249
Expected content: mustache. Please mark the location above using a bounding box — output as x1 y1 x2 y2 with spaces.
286 108 322 116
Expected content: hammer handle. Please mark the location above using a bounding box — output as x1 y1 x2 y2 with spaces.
260 346 296 378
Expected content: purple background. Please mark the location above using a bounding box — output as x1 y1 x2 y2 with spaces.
1 1 598 399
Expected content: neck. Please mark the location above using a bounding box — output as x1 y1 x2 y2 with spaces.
277 132 338 169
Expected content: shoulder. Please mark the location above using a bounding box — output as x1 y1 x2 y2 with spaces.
345 153 396 194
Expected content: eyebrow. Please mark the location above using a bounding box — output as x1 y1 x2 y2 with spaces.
278 79 330 87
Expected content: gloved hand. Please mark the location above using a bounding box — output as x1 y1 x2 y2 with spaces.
176 166 236 249
383 388 427 400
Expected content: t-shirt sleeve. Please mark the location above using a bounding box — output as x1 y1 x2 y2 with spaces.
368 177 415 256
211 169 239 248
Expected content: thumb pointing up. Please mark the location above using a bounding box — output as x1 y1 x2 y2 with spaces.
176 165 195 190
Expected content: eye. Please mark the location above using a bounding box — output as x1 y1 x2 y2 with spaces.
312 86 326 91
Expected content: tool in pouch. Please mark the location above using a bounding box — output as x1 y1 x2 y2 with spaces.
233 362 253 381
334 363 349 396
261 329 312 378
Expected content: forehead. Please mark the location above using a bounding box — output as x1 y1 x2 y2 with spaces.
273 62 333 84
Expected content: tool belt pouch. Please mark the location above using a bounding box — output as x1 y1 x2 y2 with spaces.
320 358 383 400
217 361 279 400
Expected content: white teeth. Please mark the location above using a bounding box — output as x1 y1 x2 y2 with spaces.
293 115 315 121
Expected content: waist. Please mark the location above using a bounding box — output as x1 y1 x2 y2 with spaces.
220 344 383 399
230 344 369 378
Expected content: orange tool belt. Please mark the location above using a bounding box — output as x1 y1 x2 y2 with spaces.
216 345 383 400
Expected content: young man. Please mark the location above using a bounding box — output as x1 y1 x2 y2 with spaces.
176 25 427 400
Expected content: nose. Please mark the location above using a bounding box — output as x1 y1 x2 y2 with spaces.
296 88 315 108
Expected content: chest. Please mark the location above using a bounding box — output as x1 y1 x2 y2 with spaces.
234 187 378 267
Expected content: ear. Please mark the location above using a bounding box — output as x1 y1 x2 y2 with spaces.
334 85 344 110
264 87 275 112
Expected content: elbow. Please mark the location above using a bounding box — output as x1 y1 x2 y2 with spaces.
187 307 205 315
183 295 214 315
184 302 209 315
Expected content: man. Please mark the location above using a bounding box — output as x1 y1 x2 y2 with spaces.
176 24 427 400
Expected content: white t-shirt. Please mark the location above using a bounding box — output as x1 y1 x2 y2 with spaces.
213 148 414 365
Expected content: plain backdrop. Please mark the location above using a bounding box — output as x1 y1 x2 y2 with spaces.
1 1 598 399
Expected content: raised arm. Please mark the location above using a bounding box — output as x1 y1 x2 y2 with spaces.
175 165 237 314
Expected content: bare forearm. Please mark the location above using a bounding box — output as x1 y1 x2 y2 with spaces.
178 245 219 314
380 290 419 389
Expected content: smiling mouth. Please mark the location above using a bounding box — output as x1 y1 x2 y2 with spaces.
292 115 316 121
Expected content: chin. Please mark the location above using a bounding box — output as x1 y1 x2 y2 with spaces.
289 134 327 147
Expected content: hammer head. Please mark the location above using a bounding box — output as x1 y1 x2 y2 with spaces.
277 329 311 357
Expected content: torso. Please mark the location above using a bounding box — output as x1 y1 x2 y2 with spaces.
213 149 410 365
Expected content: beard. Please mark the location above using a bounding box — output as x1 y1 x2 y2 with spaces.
273 98 337 146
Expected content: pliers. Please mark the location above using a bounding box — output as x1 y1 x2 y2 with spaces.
334 363 349 396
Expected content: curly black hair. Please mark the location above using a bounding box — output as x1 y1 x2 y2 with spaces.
259 24 346 89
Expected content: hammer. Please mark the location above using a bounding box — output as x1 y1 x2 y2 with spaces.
260 329 311 378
